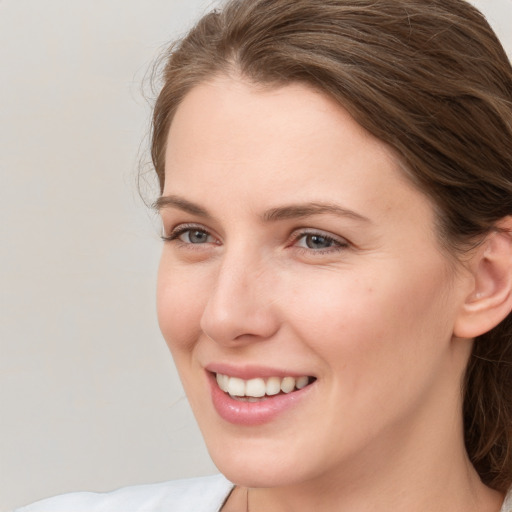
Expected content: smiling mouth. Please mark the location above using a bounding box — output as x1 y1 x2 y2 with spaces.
215 373 316 402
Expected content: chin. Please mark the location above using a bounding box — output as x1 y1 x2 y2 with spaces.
203 431 319 488
214 457 302 488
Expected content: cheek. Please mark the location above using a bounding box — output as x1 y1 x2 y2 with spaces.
284 264 457 446
285 259 454 381
156 258 206 355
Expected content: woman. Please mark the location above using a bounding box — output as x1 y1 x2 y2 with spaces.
15 0 512 510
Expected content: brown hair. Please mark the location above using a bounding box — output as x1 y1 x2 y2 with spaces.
150 0 512 492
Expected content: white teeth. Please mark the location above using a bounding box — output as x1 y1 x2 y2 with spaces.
245 378 266 397
216 373 229 392
216 373 312 398
280 376 295 394
266 376 281 396
227 377 246 397
296 376 309 390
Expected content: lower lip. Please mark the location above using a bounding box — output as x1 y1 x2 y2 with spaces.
208 372 315 426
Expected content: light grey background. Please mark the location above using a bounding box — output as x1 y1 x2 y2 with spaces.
1 1 510 511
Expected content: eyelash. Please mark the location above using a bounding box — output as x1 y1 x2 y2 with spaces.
161 223 217 245
291 229 349 255
161 224 350 254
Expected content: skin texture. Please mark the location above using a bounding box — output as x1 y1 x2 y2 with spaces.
156 76 504 512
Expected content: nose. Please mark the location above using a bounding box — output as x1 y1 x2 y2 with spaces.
199 251 280 346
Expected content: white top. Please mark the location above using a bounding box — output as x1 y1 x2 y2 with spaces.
12 475 234 512
12 475 512 512
503 489 512 512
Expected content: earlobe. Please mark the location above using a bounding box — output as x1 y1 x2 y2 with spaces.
454 218 512 339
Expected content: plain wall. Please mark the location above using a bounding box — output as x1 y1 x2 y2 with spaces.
1 1 511 511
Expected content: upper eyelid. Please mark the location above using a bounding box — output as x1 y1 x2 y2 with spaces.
173 223 208 234
163 223 219 243
290 227 349 244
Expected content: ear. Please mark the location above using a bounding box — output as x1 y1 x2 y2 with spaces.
454 217 512 339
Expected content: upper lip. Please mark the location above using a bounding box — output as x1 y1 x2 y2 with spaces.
205 363 314 380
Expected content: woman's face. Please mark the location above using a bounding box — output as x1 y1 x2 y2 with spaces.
157 77 471 488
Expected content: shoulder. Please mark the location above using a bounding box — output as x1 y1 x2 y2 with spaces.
13 474 234 512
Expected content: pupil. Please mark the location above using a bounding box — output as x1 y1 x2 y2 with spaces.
306 235 331 249
190 230 207 243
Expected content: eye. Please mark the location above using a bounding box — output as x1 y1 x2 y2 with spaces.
178 229 214 244
292 230 349 253
297 233 337 250
162 224 218 245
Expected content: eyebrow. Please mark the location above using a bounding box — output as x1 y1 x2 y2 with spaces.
153 195 212 218
154 195 370 224
263 203 371 223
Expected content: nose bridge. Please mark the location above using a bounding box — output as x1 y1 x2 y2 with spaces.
200 244 278 344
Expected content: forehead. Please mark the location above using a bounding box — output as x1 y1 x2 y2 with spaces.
167 78 393 178
163 76 433 230
169 77 381 145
